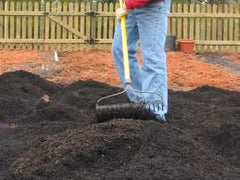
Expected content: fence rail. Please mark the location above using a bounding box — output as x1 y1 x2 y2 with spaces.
0 0 239 52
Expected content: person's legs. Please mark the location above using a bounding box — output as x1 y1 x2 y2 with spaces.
136 0 171 120
112 12 141 101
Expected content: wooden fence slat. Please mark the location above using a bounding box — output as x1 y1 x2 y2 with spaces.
97 3 103 40
80 2 85 37
69 2 74 39
86 2 91 42
171 3 177 37
50 1 55 51
195 4 200 52
80 2 85 51
68 2 73 51
10 1 15 49
50 1 56 42
177 3 182 40
22 1 27 49
62 1 67 51
73 1 79 51
0 0 3 49
45 2 50 51
92 1 97 44
39 0 45 51
56 2 62 51
103 3 108 39
183 4 188 39
16 1 21 39
16 1 21 49
234 5 239 52
211 4 217 51
109 3 114 39
27 1 33 49
200 4 206 52
189 3 194 40
34 1 39 50
218 5 224 52
229 4 234 52
206 4 211 51
223 4 229 51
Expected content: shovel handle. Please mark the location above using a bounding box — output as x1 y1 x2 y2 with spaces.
119 0 131 84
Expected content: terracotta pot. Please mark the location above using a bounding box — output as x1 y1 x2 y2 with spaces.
178 39 195 53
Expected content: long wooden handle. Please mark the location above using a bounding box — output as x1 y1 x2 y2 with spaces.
119 0 131 84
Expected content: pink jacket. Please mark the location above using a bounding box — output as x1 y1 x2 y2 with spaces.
125 0 163 9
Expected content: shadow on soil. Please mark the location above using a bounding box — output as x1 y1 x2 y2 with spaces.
0 71 240 180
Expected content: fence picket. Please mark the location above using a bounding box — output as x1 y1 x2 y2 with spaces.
195 4 200 52
183 4 188 39
177 4 182 40
73 2 79 51
27 1 33 49
50 1 56 51
69 2 74 40
211 4 217 52
39 0 44 51
200 4 206 52
86 2 91 41
16 1 21 40
109 3 114 39
223 4 229 51
4 1 9 49
56 2 62 51
80 2 85 50
45 2 50 51
21 1 27 49
0 0 3 49
218 5 223 52
10 1 15 49
229 4 234 52
62 2 67 51
171 3 177 37
97 3 103 40
189 3 194 40
34 1 39 50
103 3 108 39
206 4 211 51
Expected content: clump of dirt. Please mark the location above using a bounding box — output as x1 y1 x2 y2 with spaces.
1 71 240 180
210 123 240 166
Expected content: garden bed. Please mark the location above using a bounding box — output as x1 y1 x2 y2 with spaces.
0 50 240 179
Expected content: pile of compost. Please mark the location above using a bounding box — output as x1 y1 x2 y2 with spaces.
0 71 240 180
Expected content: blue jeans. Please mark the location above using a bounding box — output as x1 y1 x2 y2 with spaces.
112 0 171 120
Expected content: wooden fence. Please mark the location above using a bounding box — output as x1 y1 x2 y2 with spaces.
0 1 239 52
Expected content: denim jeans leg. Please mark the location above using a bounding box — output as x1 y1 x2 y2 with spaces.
136 1 171 119
112 12 142 101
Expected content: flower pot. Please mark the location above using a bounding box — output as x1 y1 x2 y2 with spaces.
178 39 195 53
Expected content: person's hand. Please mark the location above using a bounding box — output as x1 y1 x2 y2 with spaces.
116 3 131 20
116 7 128 20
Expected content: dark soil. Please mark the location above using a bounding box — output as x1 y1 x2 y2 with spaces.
0 70 240 180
